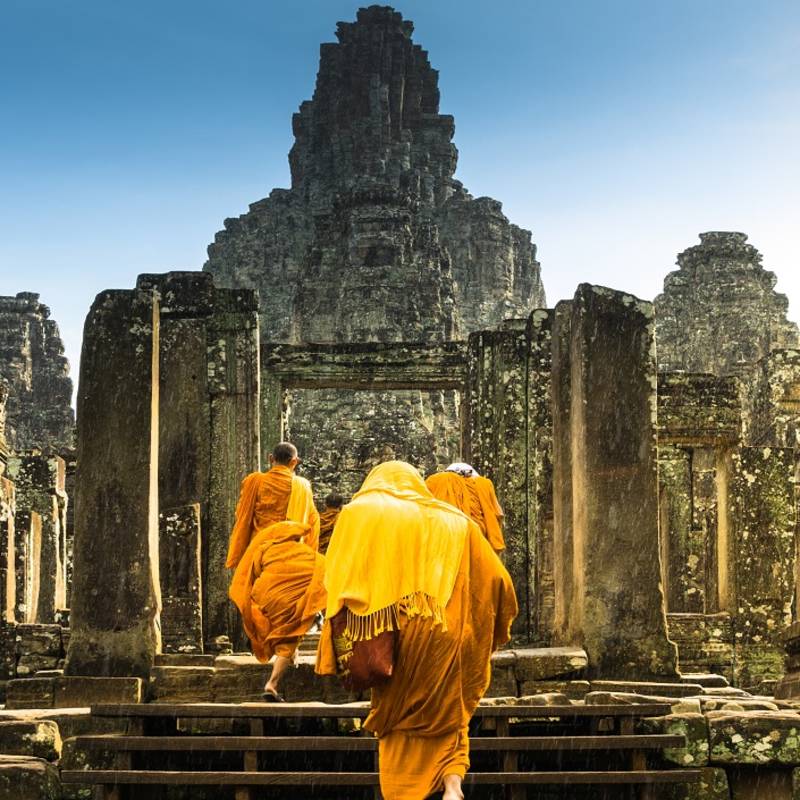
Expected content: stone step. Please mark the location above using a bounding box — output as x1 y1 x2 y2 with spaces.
679 672 730 688
154 653 216 668
590 680 705 698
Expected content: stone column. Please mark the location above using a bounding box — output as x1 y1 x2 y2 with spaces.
159 505 203 654
13 510 41 623
556 284 677 679
207 290 260 647
0 478 15 623
551 301 574 643
731 446 795 688
6 454 67 622
65 288 160 678
137 272 260 648
526 310 554 642
466 322 531 640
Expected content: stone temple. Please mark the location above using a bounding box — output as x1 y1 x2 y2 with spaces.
3 5 800 799
204 5 545 496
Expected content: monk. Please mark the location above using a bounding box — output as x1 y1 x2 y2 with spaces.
426 462 506 553
227 442 323 700
318 493 344 555
316 461 517 800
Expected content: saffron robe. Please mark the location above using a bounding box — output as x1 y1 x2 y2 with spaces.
318 507 341 555
316 461 517 800
229 520 326 662
226 465 320 569
426 471 506 553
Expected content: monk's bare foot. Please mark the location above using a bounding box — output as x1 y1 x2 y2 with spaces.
442 775 464 800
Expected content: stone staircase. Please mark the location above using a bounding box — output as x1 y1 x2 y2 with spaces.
61 700 701 799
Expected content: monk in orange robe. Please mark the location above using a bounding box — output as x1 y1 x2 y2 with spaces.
426 462 506 553
316 461 517 800
227 442 322 700
318 493 344 555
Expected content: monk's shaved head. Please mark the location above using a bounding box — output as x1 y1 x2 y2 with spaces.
324 493 344 509
271 442 298 465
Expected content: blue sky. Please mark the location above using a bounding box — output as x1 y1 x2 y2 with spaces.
2 1 798 383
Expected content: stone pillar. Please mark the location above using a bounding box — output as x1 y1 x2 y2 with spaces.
6 454 67 622
731 446 795 688
65 288 160 678
466 322 531 640
159 505 203 654
551 301 574 643
0 478 15 623
137 272 260 648
526 310 555 642
206 289 260 647
554 284 677 679
13 510 41 623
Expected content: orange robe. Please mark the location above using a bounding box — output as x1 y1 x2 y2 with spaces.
226 465 320 569
426 471 506 553
229 521 326 661
318 508 340 555
317 462 517 800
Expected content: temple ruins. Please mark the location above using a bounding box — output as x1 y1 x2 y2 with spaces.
1 5 800 799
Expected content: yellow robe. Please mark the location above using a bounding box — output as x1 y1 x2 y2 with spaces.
317 461 517 800
426 471 506 553
226 465 320 569
229 520 326 661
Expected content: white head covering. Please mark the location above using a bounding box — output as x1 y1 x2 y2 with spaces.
445 462 479 478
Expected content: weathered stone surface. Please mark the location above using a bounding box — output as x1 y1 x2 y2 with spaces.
590 680 704 698
59 736 116 800
15 624 61 658
709 711 800 765
585 691 702 714
159 504 203 654
660 767 729 800
642 712 710 767
6 455 67 623
0 623 14 681
526 311 555 641
0 754 61 800
5 678 54 709
731 447 795 689
668 613 734 681
0 293 74 452
211 655 265 703
466 327 530 639
553 284 677 678
53 676 142 707
513 646 587 682
518 680 590 700
65 288 160 678
655 232 799 376
0 720 60 760
139 272 260 647
0 708 126 741
149 666 214 703
205 6 545 496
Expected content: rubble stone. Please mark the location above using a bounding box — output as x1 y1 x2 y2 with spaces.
709 710 800 765
0 720 61 761
0 755 61 800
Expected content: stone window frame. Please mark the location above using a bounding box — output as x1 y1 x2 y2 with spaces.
260 341 469 452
